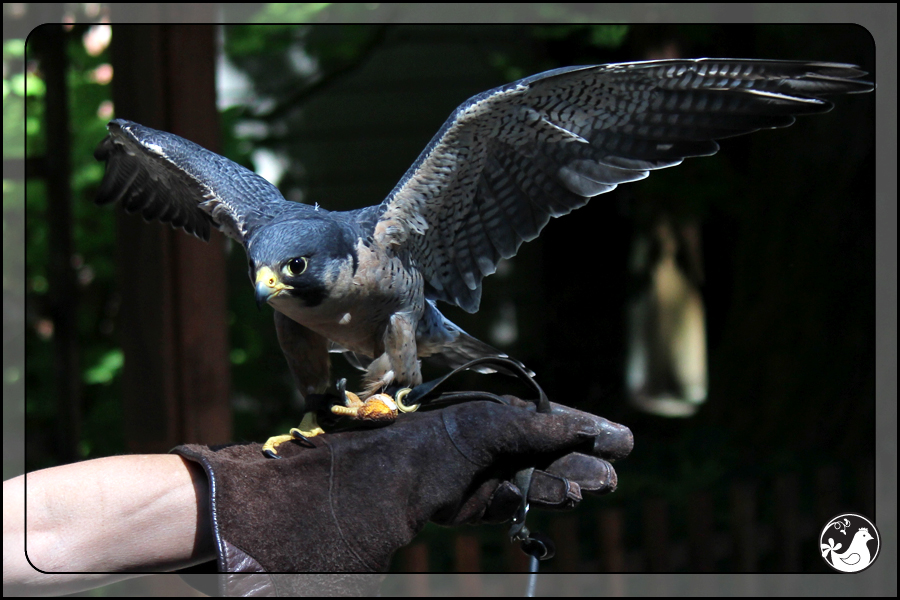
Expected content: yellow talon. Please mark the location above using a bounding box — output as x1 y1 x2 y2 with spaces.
331 392 398 423
343 391 363 408
262 412 325 458
295 412 325 437
331 404 358 417
263 389 406 458
262 433 295 456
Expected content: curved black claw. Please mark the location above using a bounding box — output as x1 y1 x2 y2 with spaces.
289 428 316 448
335 378 350 406
289 427 316 448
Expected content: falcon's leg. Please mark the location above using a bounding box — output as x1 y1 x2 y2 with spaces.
264 312 331 457
360 312 422 398
330 378 398 422
360 355 394 399
261 412 323 458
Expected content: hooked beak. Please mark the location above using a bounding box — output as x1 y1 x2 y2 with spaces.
254 266 292 309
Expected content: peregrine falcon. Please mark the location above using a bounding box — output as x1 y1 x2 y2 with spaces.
94 58 873 429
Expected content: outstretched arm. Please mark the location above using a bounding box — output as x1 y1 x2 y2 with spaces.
3 454 214 596
4 398 632 595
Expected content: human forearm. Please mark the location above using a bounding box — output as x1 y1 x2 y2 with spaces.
3 454 214 595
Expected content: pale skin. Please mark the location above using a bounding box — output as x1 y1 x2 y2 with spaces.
3 455 214 596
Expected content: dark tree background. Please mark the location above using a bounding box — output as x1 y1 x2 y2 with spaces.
21 17 875 576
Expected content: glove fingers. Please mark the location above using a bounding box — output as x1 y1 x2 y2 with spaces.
483 481 524 523
441 401 632 467
534 453 617 501
547 404 633 461
497 397 633 461
486 453 619 518
435 479 523 526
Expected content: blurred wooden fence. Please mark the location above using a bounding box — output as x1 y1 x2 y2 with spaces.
391 460 874 589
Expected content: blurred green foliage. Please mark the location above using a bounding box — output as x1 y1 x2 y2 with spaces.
24 26 122 468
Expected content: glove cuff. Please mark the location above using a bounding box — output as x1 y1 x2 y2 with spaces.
173 443 386 596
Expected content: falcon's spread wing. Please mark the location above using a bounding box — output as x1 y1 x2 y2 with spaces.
374 59 873 313
94 119 290 244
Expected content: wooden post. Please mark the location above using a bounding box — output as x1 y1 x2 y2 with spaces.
687 491 715 572
31 24 82 464
550 514 581 572
396 543 430 595
598 508 626 572
505 537 530 572
642 497 671 571
454 534 483 595
597 509 626 595
730 481 758 572
107 19 231 451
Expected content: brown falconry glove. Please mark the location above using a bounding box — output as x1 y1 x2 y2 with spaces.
173 397 631 593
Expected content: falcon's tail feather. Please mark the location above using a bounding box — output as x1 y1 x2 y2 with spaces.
426 326 534 378
326 341 374 373
342 351 374 373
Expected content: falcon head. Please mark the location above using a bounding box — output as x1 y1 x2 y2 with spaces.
249 216 359 311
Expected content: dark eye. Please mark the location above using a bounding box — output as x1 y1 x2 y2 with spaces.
284 257 308 277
